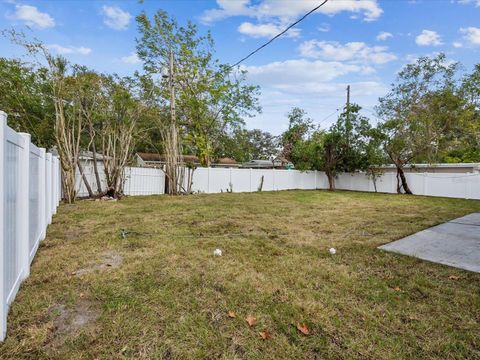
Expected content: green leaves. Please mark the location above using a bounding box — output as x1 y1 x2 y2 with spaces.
135 10 261 166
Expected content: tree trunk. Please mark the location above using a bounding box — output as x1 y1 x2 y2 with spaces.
77 160 94 198
396 166 412 194
326 170 336 191
89 122 102 194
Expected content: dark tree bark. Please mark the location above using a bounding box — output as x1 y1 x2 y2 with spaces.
324 143 337 191
88 122 102 194
326 170 336 191
396 165 412 194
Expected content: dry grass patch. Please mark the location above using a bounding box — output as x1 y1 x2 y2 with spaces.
1 190 480 359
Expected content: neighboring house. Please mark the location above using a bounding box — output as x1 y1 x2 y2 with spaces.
240 158 294 169
78 150 109 163
134 152 239 168
379 163 480 174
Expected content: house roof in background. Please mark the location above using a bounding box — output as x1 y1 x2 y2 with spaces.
136 153 237 164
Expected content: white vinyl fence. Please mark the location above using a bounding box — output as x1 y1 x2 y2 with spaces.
76 162 165 197
76 165 480 200
333 171 480 199
0 111 61 341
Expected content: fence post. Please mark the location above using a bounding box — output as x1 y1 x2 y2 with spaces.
45 153 52 225
0 111 7 341
207 167 210 193
39 149 46 240
18 133 31 279
249 168 252 192
423 172 428 196
272 168 276 191
57 158 62 203
51 156 56 215
57 157 60 204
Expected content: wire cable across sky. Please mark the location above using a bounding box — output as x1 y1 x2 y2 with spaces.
228 0 329 69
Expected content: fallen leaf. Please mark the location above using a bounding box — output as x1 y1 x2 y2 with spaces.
228 311 236 318
296 323 310 335
448 275 460 280
246 315 257 327
394 286 401 292
259 330 271 340
79 292 85 298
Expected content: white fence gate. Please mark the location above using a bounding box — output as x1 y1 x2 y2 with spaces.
0 111 61 341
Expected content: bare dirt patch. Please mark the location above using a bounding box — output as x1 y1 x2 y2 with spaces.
49 298 99 347
72 250 123 277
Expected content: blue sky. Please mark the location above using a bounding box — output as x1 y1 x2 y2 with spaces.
1 0 480 135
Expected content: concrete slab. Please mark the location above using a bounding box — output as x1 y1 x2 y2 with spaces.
379 213 480 273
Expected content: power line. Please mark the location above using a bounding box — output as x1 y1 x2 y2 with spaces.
228 0 330 69
316 108 341 127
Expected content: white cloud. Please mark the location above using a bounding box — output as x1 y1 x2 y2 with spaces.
317 23 330 32
238 22 300 38
415 30 443 46
121 52 141 64
242 59 373 84
11 4 55 29
240 59 386 133
102 5 132 30
48 44 91 55
376 31 392 41
453 41 463 48
201 0 383 24
457 0 480 6
298 40 397 65
460 27 480 45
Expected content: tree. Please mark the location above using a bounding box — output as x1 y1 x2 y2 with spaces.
72 67 106 195
0 58 55 148
284 104 382 191
376 53 465 194
136 10 260 178
322 104 377 190
100 76 142 196
4 30 85 203
217 128 279 162
461 63 480 109
281 107 313 162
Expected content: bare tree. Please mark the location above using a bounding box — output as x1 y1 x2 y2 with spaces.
5 30 82 203
100 77 141 197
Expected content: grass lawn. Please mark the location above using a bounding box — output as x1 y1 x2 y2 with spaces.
1 190 480 359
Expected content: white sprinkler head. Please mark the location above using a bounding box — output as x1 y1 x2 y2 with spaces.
214 248 223 256
329 247 336 255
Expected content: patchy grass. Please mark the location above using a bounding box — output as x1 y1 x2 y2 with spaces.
1 190 480 359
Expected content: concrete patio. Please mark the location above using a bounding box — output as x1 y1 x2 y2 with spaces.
379 213 480 273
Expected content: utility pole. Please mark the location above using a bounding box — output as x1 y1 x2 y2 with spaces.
346 84 350 125
166 49 180 195
169 50 176 126
346 85 351 146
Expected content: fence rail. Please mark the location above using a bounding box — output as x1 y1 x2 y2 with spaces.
1 111 61 341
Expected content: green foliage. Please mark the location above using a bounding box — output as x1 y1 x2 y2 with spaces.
377 53 477 166
281 107 313 162
217 128 279 163
136 10 261 166
0 58 55 148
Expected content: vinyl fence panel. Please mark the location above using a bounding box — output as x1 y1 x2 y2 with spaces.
1 111 61 341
